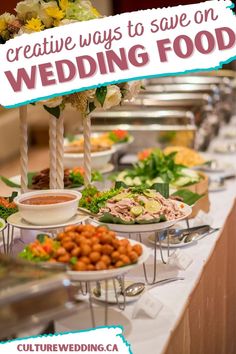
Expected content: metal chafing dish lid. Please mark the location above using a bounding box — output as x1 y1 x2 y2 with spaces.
92 108 194 121
91 109 196 132
148 76 230 85
131 92 212 107
0 256 77 338
188 69 236 79
144 83 219 95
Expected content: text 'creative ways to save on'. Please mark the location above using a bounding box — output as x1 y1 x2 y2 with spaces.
0 0 235 107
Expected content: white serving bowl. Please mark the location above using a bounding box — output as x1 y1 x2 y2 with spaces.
14 189 81 226
64 147 115 170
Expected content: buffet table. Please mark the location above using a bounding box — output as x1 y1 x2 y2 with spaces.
55 134 236 354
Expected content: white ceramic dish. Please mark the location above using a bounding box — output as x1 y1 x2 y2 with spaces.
224 130 236 139
7 212 88 230
67 238 150 281
64 147 116 170
113 136 134 152
147 234 197 248
8 175 85 192
0 218 6 232
199 162 234 173
91 279 142 304
93 202 192 233
213 143 236 154
64 133 134 152
14 190 82 226
208 181 227 192
8 166 114 192
99 163 115 174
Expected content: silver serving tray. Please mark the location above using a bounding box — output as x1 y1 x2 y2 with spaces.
144 83 220 98
147 75 231 86
91 109 196 132
0 256 78 338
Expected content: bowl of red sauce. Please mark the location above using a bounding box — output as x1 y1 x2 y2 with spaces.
14 189 81 225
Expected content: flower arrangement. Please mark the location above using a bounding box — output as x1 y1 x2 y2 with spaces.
0 0 141 117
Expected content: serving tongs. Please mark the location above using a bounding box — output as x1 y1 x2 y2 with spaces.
158 225 220 244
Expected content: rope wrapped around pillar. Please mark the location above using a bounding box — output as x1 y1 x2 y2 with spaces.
83 114 91 186
56 114 64 189
49 115 57 189
19 106 28 194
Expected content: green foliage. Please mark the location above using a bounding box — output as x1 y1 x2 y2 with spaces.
99 212 166 225
123 149 186 184
79 186 121 214
43 105 61 118
171 189 204 206
95 87 107 107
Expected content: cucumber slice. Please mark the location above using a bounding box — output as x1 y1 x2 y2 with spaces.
145 200 161 213
143 189 157 198
130 206 143 216
113 192 132 201
173 177 192 187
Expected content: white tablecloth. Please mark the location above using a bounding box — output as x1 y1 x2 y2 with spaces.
55 124 236 353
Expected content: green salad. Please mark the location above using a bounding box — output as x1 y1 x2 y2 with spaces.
79 184 203 216
116 149 201 189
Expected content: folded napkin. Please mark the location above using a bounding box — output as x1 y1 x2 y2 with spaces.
132 292 163 319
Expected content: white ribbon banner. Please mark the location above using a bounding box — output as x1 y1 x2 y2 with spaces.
0 327 131 354
0 0 235 108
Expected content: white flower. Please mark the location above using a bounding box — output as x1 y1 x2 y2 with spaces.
59 19 77 26
17 27 32 35
39 1 58 28
95 85 122 110
39 96 63 108
0 12 16 24
15 0 40 21
122 81 141 101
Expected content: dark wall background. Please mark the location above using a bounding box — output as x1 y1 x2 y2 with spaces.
113 0 199 13
0 0 17 13
1 0 202 15
1 1 235 15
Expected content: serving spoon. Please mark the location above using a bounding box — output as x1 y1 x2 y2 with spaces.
124 277 185 297
93 277 184 298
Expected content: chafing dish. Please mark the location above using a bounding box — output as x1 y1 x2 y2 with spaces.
0 255 78 339
91 109 196 152
147 75 231 86
144 84 220 103
143 83 224 127
132 92 220 145
147 75 233 123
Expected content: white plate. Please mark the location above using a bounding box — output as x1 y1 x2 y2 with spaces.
213 143 236 154
147 234 196 248
64 133 134 151
93 202 192 233
113 136 134 152
224 131 236 139
199 162 234 173
91 279 142 304
8 175 85 191
0 218 6 232
99 163 115 174
209 181 227 192
67 238 150 281
8 165 114 192
7 212 89 230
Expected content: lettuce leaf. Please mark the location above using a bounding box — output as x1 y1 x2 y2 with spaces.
99 212 166 225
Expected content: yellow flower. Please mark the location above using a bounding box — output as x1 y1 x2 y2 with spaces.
59 0 69 12
91 7 101 18
45 7 65 20
25 17 45 32
0 19 7 33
